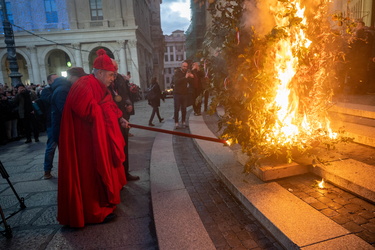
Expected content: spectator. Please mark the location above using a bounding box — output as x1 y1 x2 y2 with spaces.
191 62 205 116
40 74 59 179
0 93 10 145
173 61 194 129
121 73 135 136
4 90 19 141
51 67 87 145
14 83 39 143
147 76 164 126
109 60 139 181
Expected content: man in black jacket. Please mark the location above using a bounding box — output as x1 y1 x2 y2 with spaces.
109 60 139 181
173 61 194 129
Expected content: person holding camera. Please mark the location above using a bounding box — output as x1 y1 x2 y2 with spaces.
173 61 194 129
14 84 39 143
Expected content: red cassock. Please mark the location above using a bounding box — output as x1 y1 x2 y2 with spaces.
57 74 127 228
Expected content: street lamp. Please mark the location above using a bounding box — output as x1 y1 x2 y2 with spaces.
0 0 22 87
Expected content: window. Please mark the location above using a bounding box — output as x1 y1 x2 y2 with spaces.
168 68 171 74
90 0 103 21
45 0 58 23
166 77 170 84
164 55 168 62
170 55 174 61
169 46 173 52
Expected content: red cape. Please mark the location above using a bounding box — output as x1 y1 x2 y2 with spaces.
57 74 126 227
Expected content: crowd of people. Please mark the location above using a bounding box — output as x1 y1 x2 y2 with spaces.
145 60 210 130
0 82 46 146
170 60 209 129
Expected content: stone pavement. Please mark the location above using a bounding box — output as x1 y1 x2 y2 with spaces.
1 95 375 249
0 99 174 249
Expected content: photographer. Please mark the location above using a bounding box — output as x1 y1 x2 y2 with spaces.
173 61 194 129
14 84 39 143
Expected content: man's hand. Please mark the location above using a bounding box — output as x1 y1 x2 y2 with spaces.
119 117 129 128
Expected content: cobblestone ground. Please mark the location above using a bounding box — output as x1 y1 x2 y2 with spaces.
173 113 282 250
276 174 375 247
203 111 375 247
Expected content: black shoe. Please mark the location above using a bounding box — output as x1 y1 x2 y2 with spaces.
149 123 155 126
127 174 140 181
102 213 117 224
159 118 164 122
35 138 39 142
25 139 32 144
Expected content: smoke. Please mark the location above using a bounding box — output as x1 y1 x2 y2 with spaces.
241 0 326 37
242 0 277 37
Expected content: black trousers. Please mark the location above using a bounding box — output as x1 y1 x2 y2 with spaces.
21 115 39 140
121 127 130 177
149 106 162 124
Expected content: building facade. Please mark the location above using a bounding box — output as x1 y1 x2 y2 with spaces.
0 0 164 93
185 0 206 61
163 30 186 88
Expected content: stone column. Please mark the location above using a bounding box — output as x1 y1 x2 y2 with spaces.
127 40 140 87
117 40 126 74
114 0 124 26
73 43 82 67
0 69 4 85
83 61 90 75
67 0 78 29
27 46 41 85
39 64 47 85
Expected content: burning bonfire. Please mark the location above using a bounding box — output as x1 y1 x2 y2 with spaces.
204 0 350 172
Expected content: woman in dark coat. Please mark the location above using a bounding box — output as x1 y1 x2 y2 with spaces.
148 77 164 126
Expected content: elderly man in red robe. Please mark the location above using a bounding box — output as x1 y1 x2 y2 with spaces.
57 49 128 228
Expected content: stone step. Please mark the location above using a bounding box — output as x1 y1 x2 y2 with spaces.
310 158 375 203
330 102 375 119
189 113 373 249
329 102 375 148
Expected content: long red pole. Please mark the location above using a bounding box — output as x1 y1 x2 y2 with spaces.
129 123 227 144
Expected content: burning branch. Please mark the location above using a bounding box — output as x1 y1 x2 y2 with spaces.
203 0 350 172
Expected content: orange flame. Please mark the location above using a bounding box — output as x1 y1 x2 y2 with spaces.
318 179 325 189
265 0 337 146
